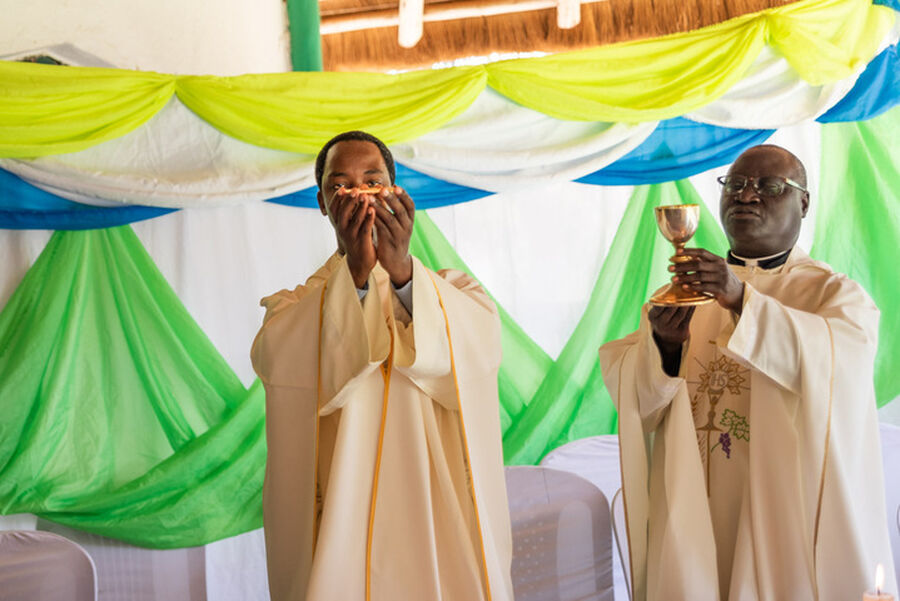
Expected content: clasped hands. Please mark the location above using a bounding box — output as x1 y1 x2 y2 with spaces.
650 248 745 352
332 185 415 289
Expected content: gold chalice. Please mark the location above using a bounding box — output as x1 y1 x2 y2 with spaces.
649 204 715 307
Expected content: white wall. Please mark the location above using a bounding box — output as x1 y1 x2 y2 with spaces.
0 0 291 75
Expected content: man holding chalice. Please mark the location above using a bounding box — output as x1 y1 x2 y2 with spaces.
600 145 895 601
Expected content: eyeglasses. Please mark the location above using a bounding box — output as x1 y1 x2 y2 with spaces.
717 175 808 197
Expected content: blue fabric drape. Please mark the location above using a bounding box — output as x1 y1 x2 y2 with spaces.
817 43 900 122
267 164 492 210
0 168 173 230
577 118 775 186
0 163 487 229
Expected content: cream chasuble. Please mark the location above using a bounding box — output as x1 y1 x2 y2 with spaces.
251 253 514 601
687 311 751 601
599 248 896 601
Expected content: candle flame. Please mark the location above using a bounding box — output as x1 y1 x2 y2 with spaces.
875 563 884 595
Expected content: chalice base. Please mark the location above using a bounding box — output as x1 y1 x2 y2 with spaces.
649 284 715 307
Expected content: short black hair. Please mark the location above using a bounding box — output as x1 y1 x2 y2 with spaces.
315 131 396 189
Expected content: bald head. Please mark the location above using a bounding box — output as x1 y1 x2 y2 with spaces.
737 145 807 189
719 144 810 257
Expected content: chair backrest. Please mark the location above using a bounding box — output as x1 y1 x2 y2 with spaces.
541 435 628 600
38 520 207 601
540 435 622 504
880 422 900 585
505 466 614 601
0 530 97 601
610 488 632 601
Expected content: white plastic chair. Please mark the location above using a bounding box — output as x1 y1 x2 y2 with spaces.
541 435 627 599
540 435 621 504
505 465 614 601
38 520 207 601
880 423 900 585
610 488 632 601
0 530 97 601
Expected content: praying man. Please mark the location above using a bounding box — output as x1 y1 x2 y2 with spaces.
599 145 896 601
251 131 514 601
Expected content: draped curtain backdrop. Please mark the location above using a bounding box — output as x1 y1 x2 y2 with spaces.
0 0 898 549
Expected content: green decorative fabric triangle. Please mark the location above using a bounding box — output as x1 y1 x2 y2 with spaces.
410 212 553 433
812 106 900 406
0 225 264 548
502 180 728 464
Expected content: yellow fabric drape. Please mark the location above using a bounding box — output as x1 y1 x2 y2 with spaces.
175 67 486 153
485 0 893 122
0 0 892 158
0 63 174 158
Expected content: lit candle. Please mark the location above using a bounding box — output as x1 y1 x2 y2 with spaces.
864 564 895 601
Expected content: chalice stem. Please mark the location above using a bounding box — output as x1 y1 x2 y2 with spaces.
649 204 714 307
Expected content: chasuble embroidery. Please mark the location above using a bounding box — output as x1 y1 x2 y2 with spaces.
687 340 750 491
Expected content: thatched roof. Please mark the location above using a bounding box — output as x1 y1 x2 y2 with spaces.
320 0 800 71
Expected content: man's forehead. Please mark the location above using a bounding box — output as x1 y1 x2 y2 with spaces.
729 147 800 176
324 140 386 173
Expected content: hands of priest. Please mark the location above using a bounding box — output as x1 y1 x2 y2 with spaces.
372 185 415 287
669 248 745 315
649 305 694 348
334 187 377 289
649 306 695 376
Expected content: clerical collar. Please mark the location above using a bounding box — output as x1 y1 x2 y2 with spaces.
727 248 791 269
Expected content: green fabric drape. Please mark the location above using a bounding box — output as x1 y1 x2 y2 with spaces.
0 0 891 157
811 106 900 406
0 215 555 547
0 225 265 547
501 181 729 464
287 0 324 72
410 213 553 432
0 214 556 547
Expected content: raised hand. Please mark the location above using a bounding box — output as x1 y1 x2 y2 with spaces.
670 248 745 315
332 187 376 288
648 305 695 376
649 306 695 348
372 185 415 287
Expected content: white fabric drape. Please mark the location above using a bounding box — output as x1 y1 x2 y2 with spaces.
391 89 658 192
685 47 858 128
205 530 270 601
0 98 318 209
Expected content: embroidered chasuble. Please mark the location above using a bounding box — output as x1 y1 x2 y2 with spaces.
686 311 751 601
251 253 514 601
599 248 896 601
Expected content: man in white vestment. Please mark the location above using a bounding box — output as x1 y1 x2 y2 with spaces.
251 131 513 601
599 145 896 601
